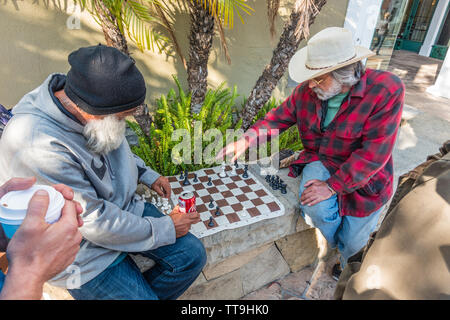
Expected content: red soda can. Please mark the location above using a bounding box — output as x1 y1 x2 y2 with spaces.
178 191 196 213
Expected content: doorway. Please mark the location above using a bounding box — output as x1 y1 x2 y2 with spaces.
396 0 440 52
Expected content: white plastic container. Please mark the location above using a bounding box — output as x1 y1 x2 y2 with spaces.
0 185 64 238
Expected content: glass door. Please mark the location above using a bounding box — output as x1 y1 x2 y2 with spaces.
367 0 410 70
397 0 440 52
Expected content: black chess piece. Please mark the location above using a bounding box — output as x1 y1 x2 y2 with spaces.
271 179 277 190
273 180 279 190
242 165 249 179
209 197 214 208
207 177 213 186
182 171 191 186
179 171 184 180
208 216 215 227
280 184 287 194
193 173 198 182
214 206 221 216
265 174 271 182
234 159 239 168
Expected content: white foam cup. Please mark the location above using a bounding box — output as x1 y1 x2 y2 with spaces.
0 185 65 238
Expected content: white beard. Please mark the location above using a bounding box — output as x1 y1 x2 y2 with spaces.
312 78 343 101
83 115 126 154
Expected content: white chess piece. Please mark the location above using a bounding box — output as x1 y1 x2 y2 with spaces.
151 197 156 205
230 164 237 176
218 162 227 178
157 197 162 207
162 198 169 211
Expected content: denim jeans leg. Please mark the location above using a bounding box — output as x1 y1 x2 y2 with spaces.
139 203 207 300
68 255 158 300
298 161 341 249
335 205 384 268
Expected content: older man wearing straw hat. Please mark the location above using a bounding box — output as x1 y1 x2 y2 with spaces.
218 27 405 279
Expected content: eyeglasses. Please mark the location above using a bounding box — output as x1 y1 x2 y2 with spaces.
310 76 326 86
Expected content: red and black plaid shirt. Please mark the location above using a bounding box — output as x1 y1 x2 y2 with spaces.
250 68 405 217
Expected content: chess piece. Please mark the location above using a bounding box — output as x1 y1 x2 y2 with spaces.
218 162 227 178
234 159 239 169
208 197 214 208
230 164 237 176
162 198 169 210
193 173 198 182
242 165 249 179
179 171 184 180
281 184 287 194
207 177 213 186
182 171 191 186
214 206 221 216
208 216 215 227
156 197 162 207
151 197 156 206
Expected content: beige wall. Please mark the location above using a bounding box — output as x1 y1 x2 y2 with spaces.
0 0 349 109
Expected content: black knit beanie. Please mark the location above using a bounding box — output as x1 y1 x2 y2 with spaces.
64 44 146 115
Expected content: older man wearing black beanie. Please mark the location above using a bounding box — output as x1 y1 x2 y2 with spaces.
0 44 206 300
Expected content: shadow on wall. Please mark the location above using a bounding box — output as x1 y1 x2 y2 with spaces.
0 0 187 109
0 0 350 110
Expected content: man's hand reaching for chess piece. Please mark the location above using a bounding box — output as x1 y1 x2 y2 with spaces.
216 137 249 163
169 205 201 238
151 176 172 198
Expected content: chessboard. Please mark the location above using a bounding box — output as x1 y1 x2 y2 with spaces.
166 163 285 238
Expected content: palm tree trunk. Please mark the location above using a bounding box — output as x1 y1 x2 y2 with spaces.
93 0 153 135
241 0 327 130
94 0 130 55
187 0 215 114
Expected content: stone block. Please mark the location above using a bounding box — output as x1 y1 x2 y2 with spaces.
240 244 290 295
203 242 273 280
179 269 243 300
275 228 320 272
296 213 312 232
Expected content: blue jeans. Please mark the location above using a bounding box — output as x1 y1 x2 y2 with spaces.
68 203 207 300
0 271 5 293
299 161 384 268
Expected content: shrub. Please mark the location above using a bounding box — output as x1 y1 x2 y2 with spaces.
127 76 242 176
128 77 303 176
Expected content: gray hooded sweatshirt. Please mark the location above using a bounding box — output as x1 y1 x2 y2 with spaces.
0 74 176 288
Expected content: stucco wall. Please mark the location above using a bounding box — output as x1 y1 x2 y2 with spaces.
0 0 349 109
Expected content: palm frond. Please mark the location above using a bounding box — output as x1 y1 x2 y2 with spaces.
294 0 319 39
200 0 254 28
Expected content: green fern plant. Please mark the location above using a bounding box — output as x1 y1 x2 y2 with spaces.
128 76 242 176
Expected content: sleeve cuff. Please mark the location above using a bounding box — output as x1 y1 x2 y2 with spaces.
144 215 176 248
140 169 161 188
326 175 346 195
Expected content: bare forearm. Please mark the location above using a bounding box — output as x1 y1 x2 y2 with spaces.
0 266 44 300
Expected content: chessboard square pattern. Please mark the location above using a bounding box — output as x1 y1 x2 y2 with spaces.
167 164 285 238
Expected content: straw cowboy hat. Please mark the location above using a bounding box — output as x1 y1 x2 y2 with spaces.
288 27 375 84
